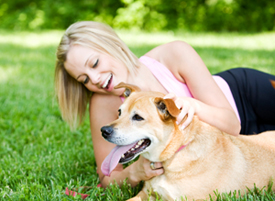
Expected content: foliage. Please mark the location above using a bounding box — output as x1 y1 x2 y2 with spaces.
0 0 274 32
0 0 123 30
0 29 274 200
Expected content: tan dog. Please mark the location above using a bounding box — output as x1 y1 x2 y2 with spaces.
101 82 275 201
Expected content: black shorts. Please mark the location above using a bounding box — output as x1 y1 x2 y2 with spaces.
216 68 275 135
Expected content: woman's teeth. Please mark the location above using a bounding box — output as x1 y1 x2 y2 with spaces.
102 74 112 89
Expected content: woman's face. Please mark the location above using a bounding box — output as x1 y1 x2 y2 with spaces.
64 45 128 96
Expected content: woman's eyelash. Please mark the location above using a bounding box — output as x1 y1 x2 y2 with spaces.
93 59 99 68
82 59 98 84
83 76 89 84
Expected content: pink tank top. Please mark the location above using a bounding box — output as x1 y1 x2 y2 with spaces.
121 56 240 122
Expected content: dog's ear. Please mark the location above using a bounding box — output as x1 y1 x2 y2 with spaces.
154 97 181 119
114 82 141 98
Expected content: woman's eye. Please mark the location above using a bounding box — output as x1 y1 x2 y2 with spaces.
83 76 89 84
93 59 99 68
132 114 144 121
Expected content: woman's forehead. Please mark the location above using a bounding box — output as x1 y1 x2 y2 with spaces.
63 45 92 76
66 45 96 63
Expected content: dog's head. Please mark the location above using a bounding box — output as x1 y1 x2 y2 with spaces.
101 82 193 176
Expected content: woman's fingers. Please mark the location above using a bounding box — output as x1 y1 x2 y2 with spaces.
149 162 162 170
148 161 164 177
166 95 195 130
180 107 194 130
151 168 164 177
136 157 164 181
164 93 195 130
163 93 177 101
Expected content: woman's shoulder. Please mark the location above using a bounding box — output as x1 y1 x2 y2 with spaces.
145 40 191 61
90 93 122 116
90 92 121 102
89 93 122 133
144 40 191 82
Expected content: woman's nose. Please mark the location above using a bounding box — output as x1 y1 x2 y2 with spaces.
88 72 100 85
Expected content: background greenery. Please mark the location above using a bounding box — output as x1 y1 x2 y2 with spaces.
1 0 275 32
0 29 274 200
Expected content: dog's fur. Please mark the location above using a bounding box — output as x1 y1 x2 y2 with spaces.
101 82 275 201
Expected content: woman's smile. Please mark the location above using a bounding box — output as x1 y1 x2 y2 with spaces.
102 73 113 91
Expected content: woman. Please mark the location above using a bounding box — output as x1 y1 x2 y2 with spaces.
55 21 275 188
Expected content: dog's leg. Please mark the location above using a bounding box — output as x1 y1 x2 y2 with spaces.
127 190 148 201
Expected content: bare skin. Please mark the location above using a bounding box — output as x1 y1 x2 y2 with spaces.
64 40 241 188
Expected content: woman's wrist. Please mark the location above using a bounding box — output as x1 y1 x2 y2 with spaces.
127 162 141 187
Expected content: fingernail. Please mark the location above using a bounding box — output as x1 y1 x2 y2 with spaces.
180 125 186 130
174 102 182 109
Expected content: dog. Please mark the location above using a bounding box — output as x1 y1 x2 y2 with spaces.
101 82 275 201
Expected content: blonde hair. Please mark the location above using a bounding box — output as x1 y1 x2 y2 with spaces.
55 21 139 129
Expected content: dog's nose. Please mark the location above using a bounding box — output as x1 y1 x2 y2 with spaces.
101 126 114 138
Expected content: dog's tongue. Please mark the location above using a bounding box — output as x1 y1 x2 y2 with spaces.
101 142 136 176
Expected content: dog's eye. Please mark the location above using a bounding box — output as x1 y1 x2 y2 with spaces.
132 114 144 121
118 109 121 117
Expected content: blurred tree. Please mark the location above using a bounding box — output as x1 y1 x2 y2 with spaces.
0 0 123 30
0 0 274 32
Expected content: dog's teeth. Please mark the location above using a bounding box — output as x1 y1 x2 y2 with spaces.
121 154 125 158
131 148 135 151
138 141 143 145
135 145 139 148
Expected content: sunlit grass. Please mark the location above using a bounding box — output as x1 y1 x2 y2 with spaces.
0 29 274 200
0 30 63 48
118 30 275 50
0 67 19 82
1 29 274 50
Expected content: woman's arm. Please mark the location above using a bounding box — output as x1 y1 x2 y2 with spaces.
89 93 163 188
146 41 241 136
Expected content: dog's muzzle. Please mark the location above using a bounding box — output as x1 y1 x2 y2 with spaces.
101 125 114 139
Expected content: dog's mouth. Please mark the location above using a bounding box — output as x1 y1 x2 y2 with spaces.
101 138 151 176
119 138 151 163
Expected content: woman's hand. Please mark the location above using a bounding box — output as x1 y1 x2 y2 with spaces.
129 156 163 184
164 93 196 130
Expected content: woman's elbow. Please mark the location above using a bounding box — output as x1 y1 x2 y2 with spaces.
231 122 241 137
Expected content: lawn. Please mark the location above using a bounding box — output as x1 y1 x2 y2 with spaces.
0 29 275 200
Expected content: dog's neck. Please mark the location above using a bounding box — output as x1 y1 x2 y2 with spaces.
159 123 192 161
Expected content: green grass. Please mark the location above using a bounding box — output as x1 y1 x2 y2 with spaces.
0 29 274 200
